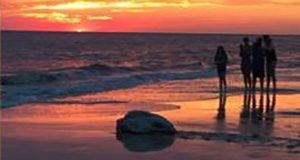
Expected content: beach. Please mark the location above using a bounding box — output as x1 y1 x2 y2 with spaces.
2 93 299 160
1 32 300 160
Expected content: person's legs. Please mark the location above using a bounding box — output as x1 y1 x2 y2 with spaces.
272 67 277 92
243 75 248 90
247 74 252 91
272 75 276 92
273 63 277 92
219 76 223 92
223 76 227 93
252 76 257 95
260 77 264 94
266 76 271 94
252 76 257 108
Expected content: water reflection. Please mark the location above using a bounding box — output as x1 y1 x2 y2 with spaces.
240 91 251 121
217 92 227 120
214 88 277 136
216 91 227 132
266 91 276 122
251 92 264 123
238 90 277 136
116 133 175 152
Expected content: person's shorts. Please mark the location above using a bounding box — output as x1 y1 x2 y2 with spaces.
241 63 251 76
217 65 227 77
253 68 265 78
252 62 264 78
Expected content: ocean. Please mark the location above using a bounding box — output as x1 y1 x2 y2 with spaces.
1 31 300 107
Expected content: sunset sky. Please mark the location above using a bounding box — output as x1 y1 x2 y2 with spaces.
1 0 300 34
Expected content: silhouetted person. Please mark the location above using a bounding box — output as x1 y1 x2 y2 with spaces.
252 38 265 95
263 35 277 94
240 37 252 91
214 46 228 93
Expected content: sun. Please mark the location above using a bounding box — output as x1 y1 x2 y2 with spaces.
76 29 84 33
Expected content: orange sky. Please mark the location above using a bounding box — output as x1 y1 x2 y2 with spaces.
1 0 300 34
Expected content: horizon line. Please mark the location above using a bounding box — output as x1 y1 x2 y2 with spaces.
1 29 300 37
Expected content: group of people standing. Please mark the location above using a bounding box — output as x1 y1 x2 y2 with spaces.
214 35 277 123
214 35 277 95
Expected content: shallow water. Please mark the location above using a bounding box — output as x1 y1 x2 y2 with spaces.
2 32 300 107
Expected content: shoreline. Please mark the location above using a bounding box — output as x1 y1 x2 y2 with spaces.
2 87 300 109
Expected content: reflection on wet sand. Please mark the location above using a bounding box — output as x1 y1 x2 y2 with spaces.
116 133 175 152
251 91 264 123
216 91 227 132
238 90 277 136
266 91 276 122
240 91 251 121
217 92 227 120
2 93 299 160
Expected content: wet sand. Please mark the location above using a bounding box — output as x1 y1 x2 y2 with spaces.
1 94 300 160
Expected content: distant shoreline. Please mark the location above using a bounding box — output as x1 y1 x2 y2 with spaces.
1 30 300 37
